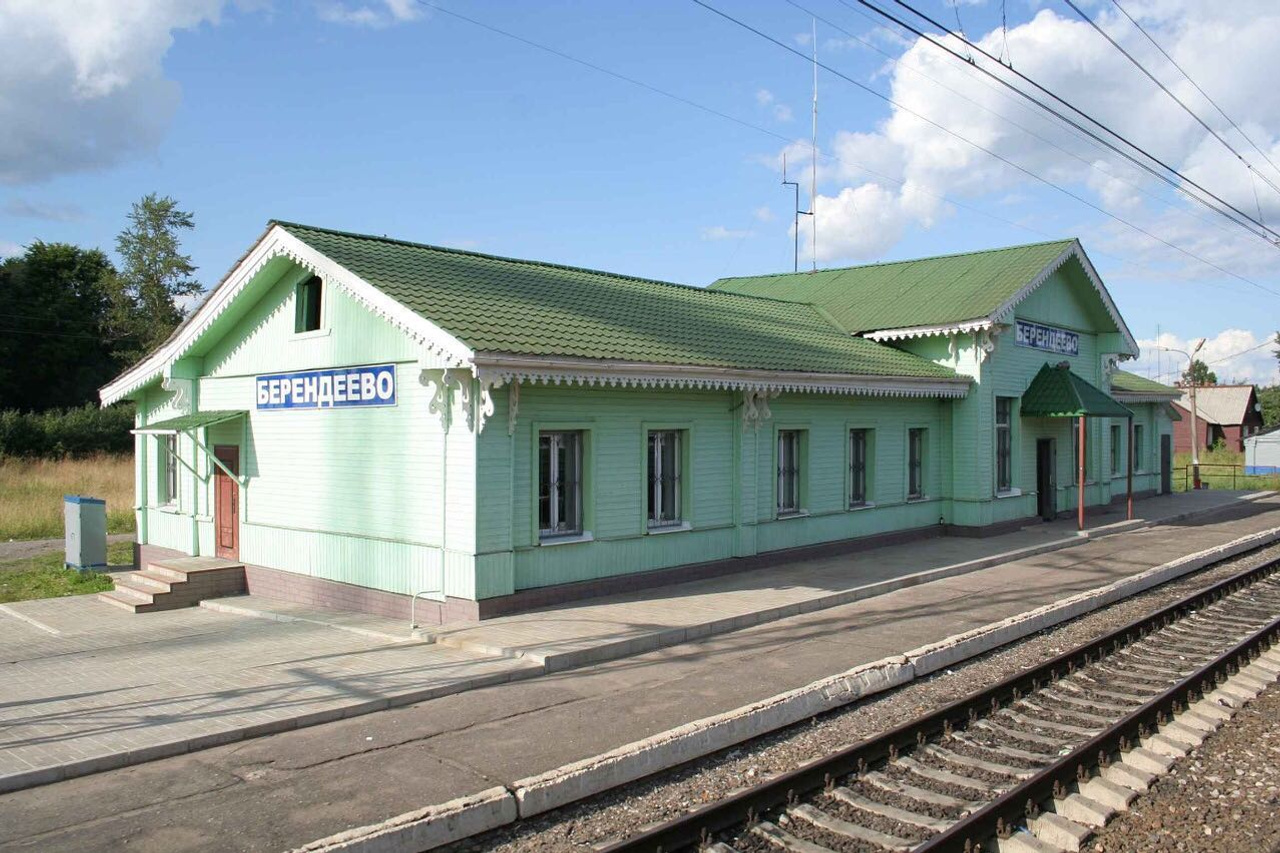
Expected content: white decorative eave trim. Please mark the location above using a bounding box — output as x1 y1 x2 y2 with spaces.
865 317 993 342
1113 391 1181 404
861 241 1139 357
471 353 971 399
99 224 474 407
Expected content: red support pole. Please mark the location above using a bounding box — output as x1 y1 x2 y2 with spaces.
1126 416 1134 521
1077 415 1086 531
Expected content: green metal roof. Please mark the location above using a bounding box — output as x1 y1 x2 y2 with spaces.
1109 370 1179 397
135 410 245 433
1021 364 1132 418
708 240 1078 334
276 222 960 380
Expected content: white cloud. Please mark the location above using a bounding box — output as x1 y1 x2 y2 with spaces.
782 2 1280 270
755 88 793 122
0 0 237 185
318 0 423 28
4 198 85 222
1128 329 1280 386
0 240 22 259
702 225 754 241
754 206 776 223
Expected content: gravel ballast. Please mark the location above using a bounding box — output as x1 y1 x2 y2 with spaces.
449 544 1280 853
1085 683 1280 853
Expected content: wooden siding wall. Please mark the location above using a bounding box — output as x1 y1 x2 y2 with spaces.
474 384 951 596
135 262 477 600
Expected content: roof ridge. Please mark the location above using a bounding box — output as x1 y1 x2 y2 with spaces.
271 219 814 310
711 237 1078 285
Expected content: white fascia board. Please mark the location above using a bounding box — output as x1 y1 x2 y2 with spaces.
471 353 971 398
100 225 473 406
861 242 1139 357
1113 392 1181 404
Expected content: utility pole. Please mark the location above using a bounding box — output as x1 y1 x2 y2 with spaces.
1157 338 1206 489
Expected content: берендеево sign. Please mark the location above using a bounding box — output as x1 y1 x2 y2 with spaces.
256 364 396 409
1014 320 1079 356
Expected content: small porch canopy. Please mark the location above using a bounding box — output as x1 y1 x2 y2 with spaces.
132 410 246 485
1021 363 1133 529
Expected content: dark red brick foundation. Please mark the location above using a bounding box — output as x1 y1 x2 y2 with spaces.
133 489 1166 624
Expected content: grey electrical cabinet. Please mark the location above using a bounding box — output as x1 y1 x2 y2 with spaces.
64 495 108 571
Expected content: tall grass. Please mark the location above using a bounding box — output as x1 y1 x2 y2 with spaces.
1172 447 1280 492
0 455 135 540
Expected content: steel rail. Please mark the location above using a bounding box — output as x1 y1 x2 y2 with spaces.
917 614 1280 852
598 555 1280 853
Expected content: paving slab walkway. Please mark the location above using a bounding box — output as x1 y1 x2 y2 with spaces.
0 496 1279 852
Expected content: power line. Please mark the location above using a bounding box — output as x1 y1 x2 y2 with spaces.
857 0 1280 247
786 0 1262 254
1062 0 1280 202
692 0 1280 298
418 0 1277 296
1109 0 1280 185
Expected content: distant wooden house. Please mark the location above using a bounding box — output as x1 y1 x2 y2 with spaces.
1172 385 1264 453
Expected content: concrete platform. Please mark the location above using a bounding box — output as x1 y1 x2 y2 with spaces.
0 490 1276 833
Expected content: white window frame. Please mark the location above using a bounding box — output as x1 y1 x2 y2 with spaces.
647 430 683 529
995 397 1014 493
907 427 926 500
538 431 583 539
777 430 803 516
849 428 870 508
159 435 178 506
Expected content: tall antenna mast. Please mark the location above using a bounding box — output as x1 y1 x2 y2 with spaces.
782 153 811 273
811 17 818 272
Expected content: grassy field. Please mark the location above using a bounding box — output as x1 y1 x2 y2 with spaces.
1172 447 1280 492
0 455 135 540
0 541 130 603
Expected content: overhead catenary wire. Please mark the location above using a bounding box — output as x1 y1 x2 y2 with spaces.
853 0 1280 247
414 0 1276 298
786 0 1266 254
1109 0 1280 185
691 0 1280 298
1062 0 1280 202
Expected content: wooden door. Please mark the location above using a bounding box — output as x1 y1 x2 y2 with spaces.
214 445 240 560
1036 439 1056 521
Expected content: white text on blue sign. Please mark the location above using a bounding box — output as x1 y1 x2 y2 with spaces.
1014 320 1079 356
256 364 397 410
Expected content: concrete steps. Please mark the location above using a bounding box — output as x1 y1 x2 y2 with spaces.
100 557 246 613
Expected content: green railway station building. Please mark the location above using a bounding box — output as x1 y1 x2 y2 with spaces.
101 222 1181 623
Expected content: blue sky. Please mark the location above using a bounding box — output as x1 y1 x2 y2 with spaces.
2 0 1279 384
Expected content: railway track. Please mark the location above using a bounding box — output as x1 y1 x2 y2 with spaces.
597 557 1280 853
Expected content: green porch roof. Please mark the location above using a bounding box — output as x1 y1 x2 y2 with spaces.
1021 364 1132 418
135 410 245 433
708 239 1077 334
276 222 959 380
1109 370 1179 397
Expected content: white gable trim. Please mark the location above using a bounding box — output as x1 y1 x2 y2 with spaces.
861 242 1139 356
472 353 971 399
100 225 473 406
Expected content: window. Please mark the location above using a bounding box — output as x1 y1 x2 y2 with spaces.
995 398 1014 492
295 276 323 333
849 429 870 507
1110 423 1122 477
908 428 926 500
777 430 802 515
647 430 682 528
159 435 178 505
1133 424 1145 472
538 431 582 537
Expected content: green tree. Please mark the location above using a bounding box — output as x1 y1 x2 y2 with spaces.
114 193 202 359
1260 385 1280 429
0 243 120 410
1180 359 1217 387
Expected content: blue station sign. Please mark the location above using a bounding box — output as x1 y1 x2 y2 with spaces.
256 364 397 410
1014 320 1079 357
